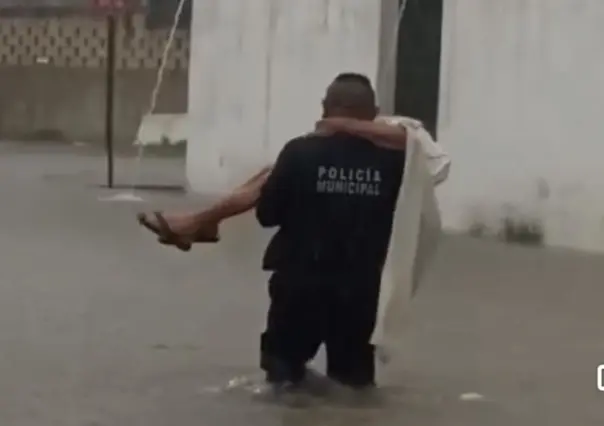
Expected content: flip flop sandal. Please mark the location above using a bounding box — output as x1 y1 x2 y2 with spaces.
192 225 220 243
137 212 192 252
157 228 220 246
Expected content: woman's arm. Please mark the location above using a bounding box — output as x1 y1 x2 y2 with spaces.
316 117 407 150
317 116 451 185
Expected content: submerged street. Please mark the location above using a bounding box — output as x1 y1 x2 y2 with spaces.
0 144 602 425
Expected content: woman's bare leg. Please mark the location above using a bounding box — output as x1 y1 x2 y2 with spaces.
140 166 272 243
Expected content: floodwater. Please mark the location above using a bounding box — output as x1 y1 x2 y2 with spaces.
0 143 602 425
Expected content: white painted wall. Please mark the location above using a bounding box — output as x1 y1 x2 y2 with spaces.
438 0 604 252
186 0 398 195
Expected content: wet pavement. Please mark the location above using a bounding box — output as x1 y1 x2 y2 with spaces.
1 143 603 425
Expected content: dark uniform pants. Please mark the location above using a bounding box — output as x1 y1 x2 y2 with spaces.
260 269 380 388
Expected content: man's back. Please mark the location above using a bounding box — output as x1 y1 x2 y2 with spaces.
257 73 407 389
260 132 405 273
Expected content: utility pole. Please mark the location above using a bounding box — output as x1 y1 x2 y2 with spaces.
95 0 125 188
105 12 116 188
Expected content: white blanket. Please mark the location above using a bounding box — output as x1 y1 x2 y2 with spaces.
370 116 450 361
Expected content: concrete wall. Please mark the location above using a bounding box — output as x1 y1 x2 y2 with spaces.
186 0 399 194
0 13 189 146
0 67 187 146
438 0 604 252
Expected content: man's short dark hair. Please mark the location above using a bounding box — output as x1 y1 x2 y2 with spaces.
333 72 373 88
324 73 376 114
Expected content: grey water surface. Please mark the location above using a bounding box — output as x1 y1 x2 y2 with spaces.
0 143 602 425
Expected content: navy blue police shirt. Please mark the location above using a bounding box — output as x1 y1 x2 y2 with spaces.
256 132 405 274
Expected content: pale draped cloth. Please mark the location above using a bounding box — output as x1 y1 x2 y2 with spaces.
371 116 450 362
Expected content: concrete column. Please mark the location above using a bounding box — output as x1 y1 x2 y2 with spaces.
186 0 399 195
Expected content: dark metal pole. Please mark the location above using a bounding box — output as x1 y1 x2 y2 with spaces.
104 14 116 188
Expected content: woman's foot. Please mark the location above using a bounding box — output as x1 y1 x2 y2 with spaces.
137 212 220 251
157 219 220 245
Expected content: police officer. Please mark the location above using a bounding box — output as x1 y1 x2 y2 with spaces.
255 73 406 391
